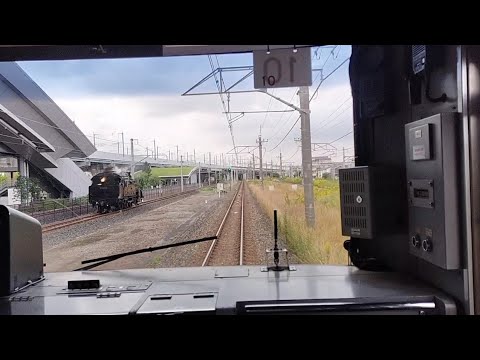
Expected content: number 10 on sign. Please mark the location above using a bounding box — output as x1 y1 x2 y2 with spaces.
253 47 312 89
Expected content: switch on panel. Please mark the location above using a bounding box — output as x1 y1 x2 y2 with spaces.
405 113 460 270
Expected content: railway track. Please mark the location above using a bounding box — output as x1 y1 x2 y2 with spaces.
42 188 200 233
202 181 245 266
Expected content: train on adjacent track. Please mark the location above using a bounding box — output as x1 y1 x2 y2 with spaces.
88 171 143 213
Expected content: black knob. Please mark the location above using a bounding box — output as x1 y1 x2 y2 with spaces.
422 237 433 252
411 235 421 248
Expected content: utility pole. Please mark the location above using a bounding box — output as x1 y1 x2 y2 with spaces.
209 152 211 165
252 152 255 180
153 139 156 160
176 145 179 162
257 135 267 185
93 133 96 147
157 146 159 160
180 155 184 192
130 138 135 177
198 162 201 188
187 152 189 163
279 152 283 179
146 147 149 158
342 147 345 169
299 86 315 228
121 132 125 157
194 149 196 163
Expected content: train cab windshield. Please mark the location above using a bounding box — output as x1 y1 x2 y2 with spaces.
0 44 477 315
0 45 353 273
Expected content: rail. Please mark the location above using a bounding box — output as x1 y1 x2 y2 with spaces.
202 181 245 266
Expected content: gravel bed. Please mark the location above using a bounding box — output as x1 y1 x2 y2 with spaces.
206 182 243 266
43 186 237 272
147 183 239 268
43 190 199 251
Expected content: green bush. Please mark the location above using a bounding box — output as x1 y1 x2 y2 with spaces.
282 177 302 184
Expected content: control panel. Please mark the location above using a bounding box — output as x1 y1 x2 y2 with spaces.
405 113 460 269
0 266 457 315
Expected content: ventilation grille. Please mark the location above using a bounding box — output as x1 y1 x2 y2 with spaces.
339 167 372 239
412 45 426 58
412 45 426 75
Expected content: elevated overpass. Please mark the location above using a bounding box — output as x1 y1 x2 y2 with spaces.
71 150 290 183
72 150 247 182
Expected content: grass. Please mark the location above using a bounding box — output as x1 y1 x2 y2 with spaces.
150 256 162 268
150 167 195 177
249 178 348 265
18 196 90 212
200 185 216 192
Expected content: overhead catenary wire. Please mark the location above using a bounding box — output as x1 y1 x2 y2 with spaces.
311 45 338 101
215 55 227 92
1 112 129 152
261 88 275 131
12 112 177 155
268 90 299 140
267 46 339 142
268 56 350 152
208 55 238 163
318 109 354 133
328 130 353 145
284 146 300 161
0 131 84 152
310 94 352 133
12 113 94 138
311 103 353 136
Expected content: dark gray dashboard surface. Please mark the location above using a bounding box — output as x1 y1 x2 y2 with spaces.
0 265 457 315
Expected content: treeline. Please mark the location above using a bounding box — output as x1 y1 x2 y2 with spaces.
135 164 164 189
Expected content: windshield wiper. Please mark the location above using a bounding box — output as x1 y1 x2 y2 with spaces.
74 235 217 271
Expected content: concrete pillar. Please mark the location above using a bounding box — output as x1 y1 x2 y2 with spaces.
18 156 29 178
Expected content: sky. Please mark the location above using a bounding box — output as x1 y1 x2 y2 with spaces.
18 45 353 167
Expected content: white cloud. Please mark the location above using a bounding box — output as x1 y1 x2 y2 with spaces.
54 80 353 166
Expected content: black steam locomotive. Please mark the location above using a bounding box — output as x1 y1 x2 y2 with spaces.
89 172 143 213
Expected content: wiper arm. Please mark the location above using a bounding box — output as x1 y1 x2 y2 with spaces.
74 235 217 271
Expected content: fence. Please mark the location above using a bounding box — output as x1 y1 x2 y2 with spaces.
12 183 201 225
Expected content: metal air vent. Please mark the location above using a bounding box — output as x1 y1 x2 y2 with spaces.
339 167 374 239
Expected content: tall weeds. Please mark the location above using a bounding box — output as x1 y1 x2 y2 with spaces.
249 179 348 264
